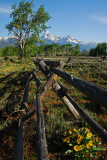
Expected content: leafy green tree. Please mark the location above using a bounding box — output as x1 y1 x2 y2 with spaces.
51 43 60 56
72 45 80 56
75 45 80 56
89 48 96 56
38 45 45 56
81 49 88 56
0 49 3 57
100 42 107 56
44 44 51 56
2 46 19 57
89 42 107 57
5 0 50 58
59 44 67 56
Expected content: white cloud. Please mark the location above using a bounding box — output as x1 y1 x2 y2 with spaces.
90 15 107 24
0 6 11 14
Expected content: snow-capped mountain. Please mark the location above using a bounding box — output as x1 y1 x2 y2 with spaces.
41 31 61 42
0 36 17 48
0 31 97 51
41 31 97 51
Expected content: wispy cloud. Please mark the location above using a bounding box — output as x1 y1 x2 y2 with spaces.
90 15 107 24
0 6 11 14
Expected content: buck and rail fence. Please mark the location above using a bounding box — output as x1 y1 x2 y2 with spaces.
12 58 107 160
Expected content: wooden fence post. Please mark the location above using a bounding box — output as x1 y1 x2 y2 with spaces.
14 118 23 160
50 67 107 108
66 93 107 142
14 74 32 160
53 81 80 120
34 60 80 120
36 92 49 160
33 72 49 160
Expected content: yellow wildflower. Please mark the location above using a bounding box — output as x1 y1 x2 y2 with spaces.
74 145 79 152
73 134 77 137
96 137 98 142
80 145 84 150
86 143 90 149
78 135 81 139
89 140 93 146
78 135 84 140
77 139 81 143
87 132 92 138
85 128 90 131
73 128 78 132
77 135 84 143
66 137 70 143
62 138 66 143
69 130 72 134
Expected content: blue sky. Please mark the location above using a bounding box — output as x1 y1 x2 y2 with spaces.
0 0 107 42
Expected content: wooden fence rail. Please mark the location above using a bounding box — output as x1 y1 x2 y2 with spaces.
33 71 49 160
13 58 107 160
50 67 107 108
34 59 107 142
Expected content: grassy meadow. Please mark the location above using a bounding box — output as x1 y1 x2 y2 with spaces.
0 56 107 160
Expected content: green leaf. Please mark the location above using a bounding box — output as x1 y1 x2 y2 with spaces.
65 149 73 154
89 153 95 157
94 147 106 151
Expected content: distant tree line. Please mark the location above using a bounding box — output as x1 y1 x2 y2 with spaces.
37 43 88 56
0 43 88 57
89 42 107 57
0 42 107 58
0 46 19 57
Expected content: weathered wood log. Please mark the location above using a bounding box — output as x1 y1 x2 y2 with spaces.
66 93 107 143
36 92 49 160
14 118 23 160
33 71 43 88
53 81 80 120
21 80 29 112
44 60 61 67
67 61 107 64
64 57 72 68
33 60 59 97
33 59 50 77
33 72 49 160
23 109 36 122
36 60 66 98
37 61 107 142
35 60 80 120
57 81 68 93
14 74 33 160
50 67 107 108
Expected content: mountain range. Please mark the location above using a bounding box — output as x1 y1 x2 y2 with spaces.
0 36 17 49
0 31 97 51
41 31 97 51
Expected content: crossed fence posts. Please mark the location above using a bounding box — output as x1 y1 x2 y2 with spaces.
14 58 107 160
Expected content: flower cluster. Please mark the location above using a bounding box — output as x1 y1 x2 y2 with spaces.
62 127 104 160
